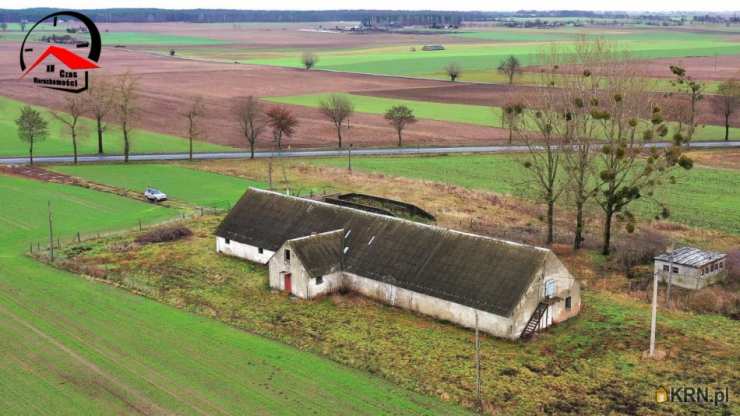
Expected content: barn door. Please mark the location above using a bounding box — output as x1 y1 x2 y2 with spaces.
539 304 553 330
284 273 292 293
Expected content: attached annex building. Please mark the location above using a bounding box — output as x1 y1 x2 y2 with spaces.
654 247 727 290
216 188 581 340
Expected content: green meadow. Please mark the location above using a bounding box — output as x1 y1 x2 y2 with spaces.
245 31 740 77
311 154 740 234
0 96 235 157
52 163 262 207
267 93 740 141
0 172 468 415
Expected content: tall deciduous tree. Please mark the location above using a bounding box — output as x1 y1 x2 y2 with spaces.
669 65 703 145
183 96 206 161
15 106 48 165
498 55 522 85
114 72 138 163
86 76 114 154
384 105 417 147
50 94 87 165
234 96 266 159
266 106 298 150
501 102 524 144
318 94 354 148
713 78 740 141
301 52 318 70
445 62 462 82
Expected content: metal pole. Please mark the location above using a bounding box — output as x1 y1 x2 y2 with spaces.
47 201 54 262
665 244 674 306
475 311 481 412
649 268 658 357
348 144 352 172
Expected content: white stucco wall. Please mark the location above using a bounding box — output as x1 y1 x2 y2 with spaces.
268 243 343 298
216 236 274 264
654 260 727 290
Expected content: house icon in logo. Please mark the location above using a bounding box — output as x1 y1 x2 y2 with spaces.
20 45 100 92
655 386 668 403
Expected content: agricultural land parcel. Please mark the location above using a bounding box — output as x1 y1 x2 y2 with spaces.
0 172 468 415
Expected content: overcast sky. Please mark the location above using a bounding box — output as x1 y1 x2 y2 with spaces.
6 1 738 12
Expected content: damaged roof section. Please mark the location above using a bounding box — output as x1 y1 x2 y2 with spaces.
217 188 552 317
655 247 726 268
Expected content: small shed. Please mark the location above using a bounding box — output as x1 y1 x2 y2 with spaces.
654 247 727 289
421 45 445 51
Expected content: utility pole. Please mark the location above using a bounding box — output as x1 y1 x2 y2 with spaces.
665 243 675 307
47 201 54 262
347 144 353 172
475 311 481 412
649 265 659 357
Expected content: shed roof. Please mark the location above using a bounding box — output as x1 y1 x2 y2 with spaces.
654 247 726 268
217 188 555 317
289 230 343 278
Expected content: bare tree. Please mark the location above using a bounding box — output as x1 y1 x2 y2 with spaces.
713 78 740 141
669 65 703 145
500 102 524 144
183 96 206 161
318 94 354 148
15 106 48 165
301 52 318 70
384 105 417 147
233 96 266 159
113 72 138 163
86 76 114 154
266 106 298 150
445 62 462 82
498 55 522 85
50 94 87 165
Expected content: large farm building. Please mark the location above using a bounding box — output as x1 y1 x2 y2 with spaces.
216 188 581 340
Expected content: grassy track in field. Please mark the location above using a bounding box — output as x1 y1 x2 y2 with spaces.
0 173 469 415
311 154 740 234
51 164 262 207
0 96 235 157
266 93 740 141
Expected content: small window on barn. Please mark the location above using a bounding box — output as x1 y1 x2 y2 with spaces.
662 265 669 272
701 268 705 276
565 296 572 310
225 238 230 245
719 261 724 269
544 280 556 298
672 266 679 274
258 247 264 254
316 276 324 285
285 249 291 263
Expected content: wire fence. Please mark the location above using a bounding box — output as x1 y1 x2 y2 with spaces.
28 202 230 259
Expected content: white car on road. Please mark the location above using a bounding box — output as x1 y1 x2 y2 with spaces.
144 187 167 202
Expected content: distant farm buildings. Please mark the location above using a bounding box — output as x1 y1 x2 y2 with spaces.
421 45 446 51
654 247 727 289
216 188 581 340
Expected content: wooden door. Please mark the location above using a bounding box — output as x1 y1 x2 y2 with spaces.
284 273 292 293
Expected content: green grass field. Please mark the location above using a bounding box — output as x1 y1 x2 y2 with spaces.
0 96 235 157
267 93 740 141
0 173 468 415
245 30 740 77
52 164 262 207
311 154 740 234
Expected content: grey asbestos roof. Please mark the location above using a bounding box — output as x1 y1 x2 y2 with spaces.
654 247 726 268
216 188 553 317
289 230 342 278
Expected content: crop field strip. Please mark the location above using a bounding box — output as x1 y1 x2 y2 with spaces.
0 173 466 415
266 92 740 141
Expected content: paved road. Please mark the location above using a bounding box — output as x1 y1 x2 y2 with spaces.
1 141 739 165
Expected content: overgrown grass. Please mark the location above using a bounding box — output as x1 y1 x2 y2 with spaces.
311 153 740 234
0 95 235 157
56 214 740 415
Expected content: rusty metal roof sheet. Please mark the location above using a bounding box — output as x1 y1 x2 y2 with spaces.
654 246 726 268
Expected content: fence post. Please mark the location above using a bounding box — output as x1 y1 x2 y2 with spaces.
77 232 81 243
30 242 33 253
139 220 142 231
